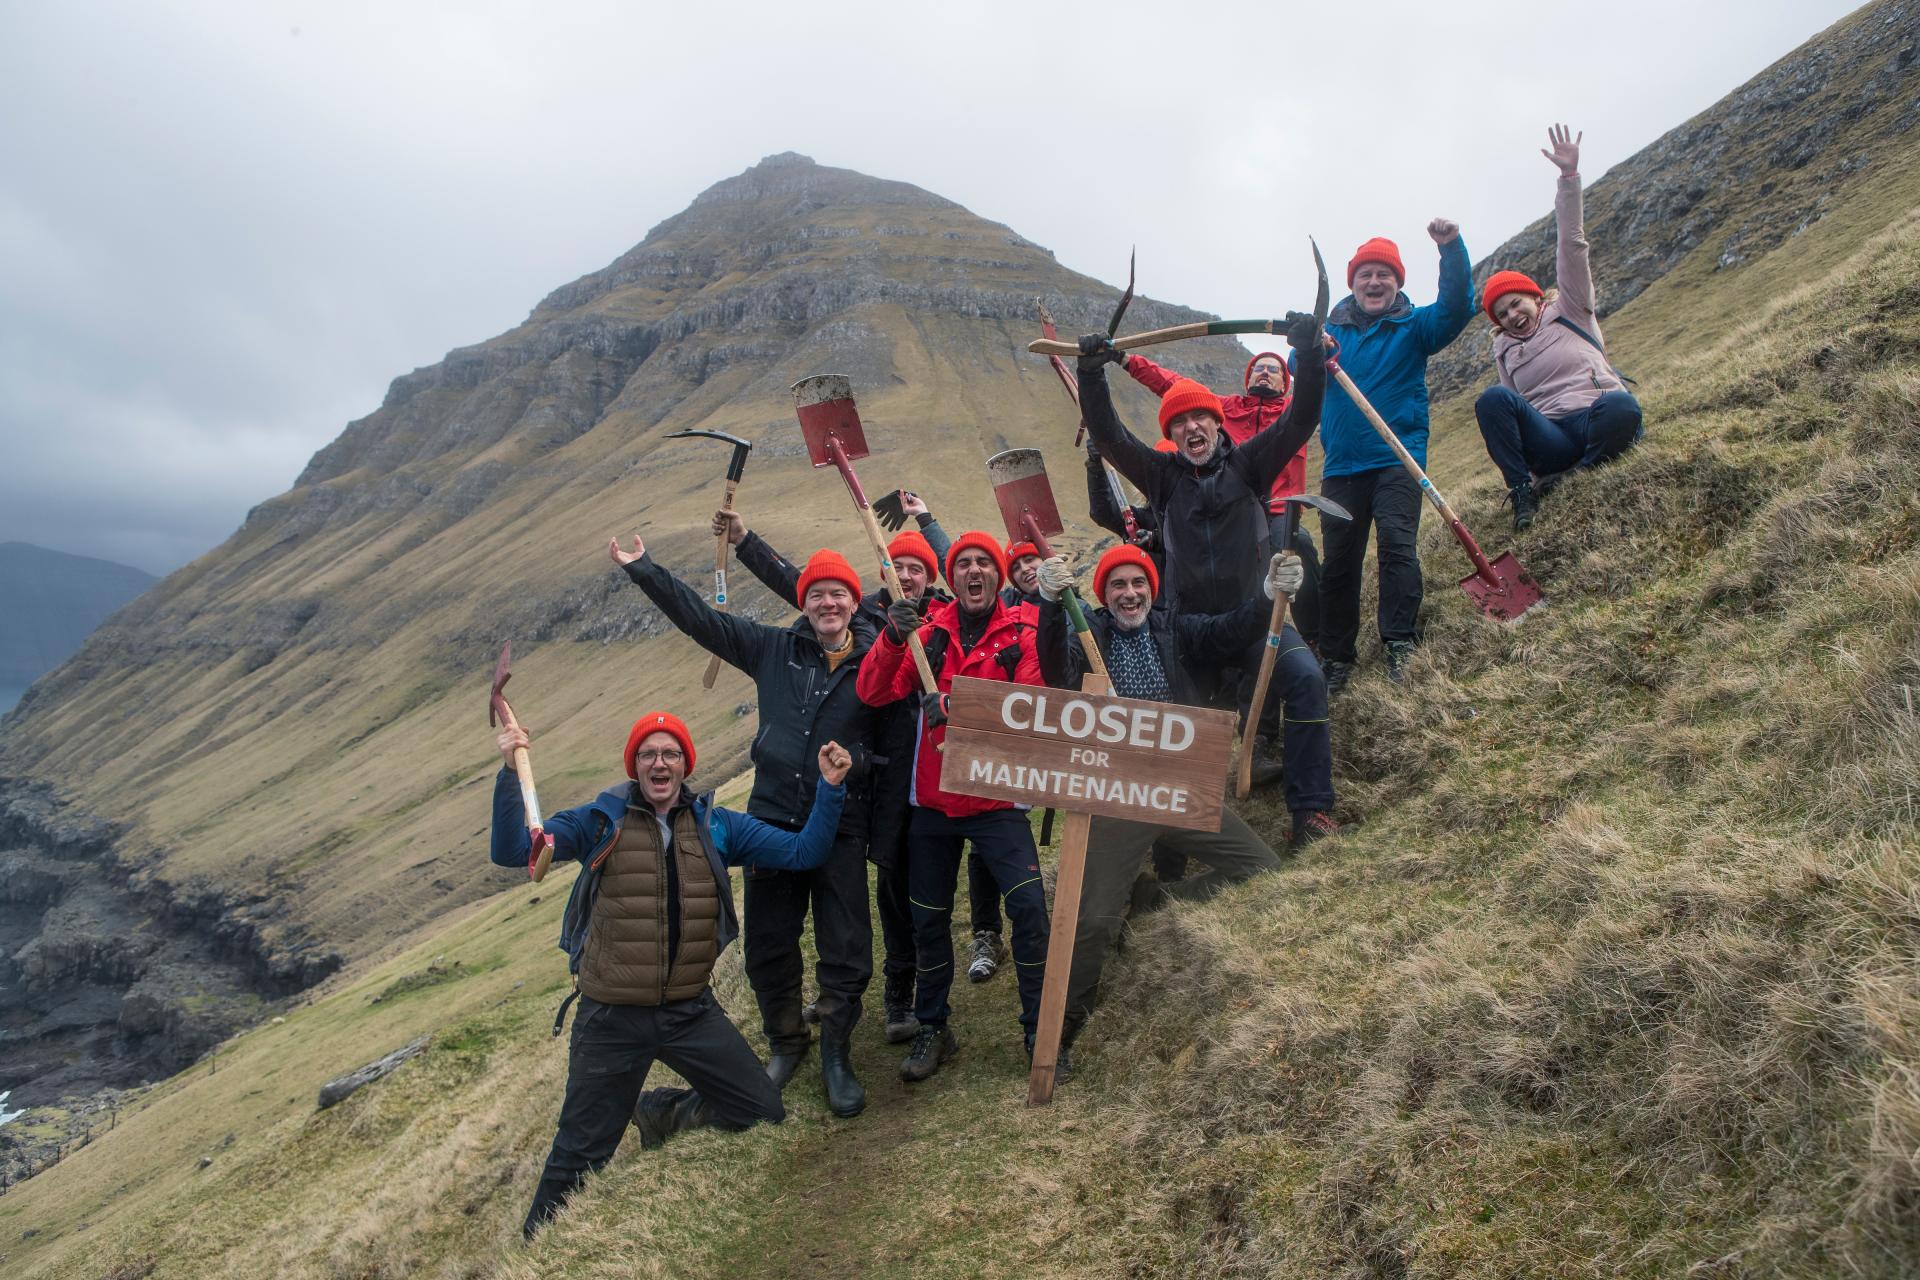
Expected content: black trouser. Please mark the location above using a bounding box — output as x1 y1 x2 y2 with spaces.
1244 622 1334 814
742 827 871 1050
968 849 1002 936
875 861 915 983
1265 516 1323 650
523 992 781 1236
1067 812 1281 1022
1319 466 1424 665
907 807 1049 1033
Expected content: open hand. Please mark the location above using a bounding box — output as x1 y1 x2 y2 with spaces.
1541 123 1581 176
609 534 646 567
496 724 530 769
818 741 853 787
1427 218 1460 246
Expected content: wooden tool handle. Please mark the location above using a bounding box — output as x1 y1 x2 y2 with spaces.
499 703 553 882
1028 321 1209 358
1026 672 1109 1107
1233 592 1292 800
702 478 740 691
856 503 941 696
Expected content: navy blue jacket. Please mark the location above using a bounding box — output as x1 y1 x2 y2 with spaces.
1311 236 1475 478
492 770 845 970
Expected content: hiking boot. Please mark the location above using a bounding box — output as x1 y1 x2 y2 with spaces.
899 1025 959 1083
1384 641 1416 685
765 1045 809 1091
1249 736 1286 790
1323 659 1354 697
631 1087 699 1151
1290 810 1340 849
1509 481 1539 532
881 972 919 1044
966 930 1005 983
820 1033 866 1118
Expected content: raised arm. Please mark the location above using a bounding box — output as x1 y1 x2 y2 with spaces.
1123 353 1179 396
612 536 765 672
714 750 850 870
1543 125 1596 325
1085 445 1129 539
1411 222 1476 355
724 513 804 609
1077 338 1167 505
489 728 607 869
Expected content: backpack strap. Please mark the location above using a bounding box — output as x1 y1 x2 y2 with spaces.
1552 315 1639 386
995 623 1027 679
920 627 950 680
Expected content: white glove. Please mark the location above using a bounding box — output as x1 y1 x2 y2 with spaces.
1036 555 1074 602
1264 552 1304 600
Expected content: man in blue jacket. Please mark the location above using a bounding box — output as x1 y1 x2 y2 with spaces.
494 712 850 1239
1311 222 1475 692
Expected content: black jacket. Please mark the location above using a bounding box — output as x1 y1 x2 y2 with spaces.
1080 347 1323 616
731 530 942 872
622 555 877 836
1036 595 1266 707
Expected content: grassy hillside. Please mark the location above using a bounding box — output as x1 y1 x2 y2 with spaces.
4 94 1918 1280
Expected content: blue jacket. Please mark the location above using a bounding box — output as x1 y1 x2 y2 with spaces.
491 769 845 971
1308 237 1474 478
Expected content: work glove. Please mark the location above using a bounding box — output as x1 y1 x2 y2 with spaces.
1264 551 1304 600
919 691 950 729
1284 312 1322 353
1036 555 1074 602
1077 333 1124 374
885 598 925 645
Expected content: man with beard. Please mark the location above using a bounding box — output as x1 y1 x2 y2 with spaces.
497 712 852 1238
1123 350 1322 648
1031 543 1321 1079
610 532 876 1120
855 532 1049 1083
1074 318 1327 795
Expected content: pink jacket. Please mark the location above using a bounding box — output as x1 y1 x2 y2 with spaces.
1491 172 1627 419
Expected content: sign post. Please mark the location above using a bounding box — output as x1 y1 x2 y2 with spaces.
941 675 1236 1103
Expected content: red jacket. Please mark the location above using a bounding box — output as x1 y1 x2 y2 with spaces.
855 598 1044 818
1126 351 1307 514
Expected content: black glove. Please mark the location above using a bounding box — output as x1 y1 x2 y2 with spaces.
919 691 950 729
1285 311 1322 353
1077 333 1124 374
872 489 908 533
885 598 924 645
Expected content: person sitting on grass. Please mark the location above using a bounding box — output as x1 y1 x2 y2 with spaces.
1476 124 1644 531
495 713 851 1240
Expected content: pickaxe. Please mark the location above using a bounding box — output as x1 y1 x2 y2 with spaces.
1036 297 1140 545
665 428 753 689
789 376 943 703
1234 492 1352 800
488 642 553 882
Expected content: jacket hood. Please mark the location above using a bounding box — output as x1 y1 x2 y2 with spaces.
1329 292 1415 328
1243 350 1292 396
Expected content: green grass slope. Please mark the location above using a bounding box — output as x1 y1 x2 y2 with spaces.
7 109 1920 1280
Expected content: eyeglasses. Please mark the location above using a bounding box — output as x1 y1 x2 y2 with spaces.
635 749 684 765
1251 363 1283 374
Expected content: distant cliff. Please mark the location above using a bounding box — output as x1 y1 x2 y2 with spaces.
0 542 154 701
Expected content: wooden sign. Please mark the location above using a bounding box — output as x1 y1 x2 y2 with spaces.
939 676 1236 832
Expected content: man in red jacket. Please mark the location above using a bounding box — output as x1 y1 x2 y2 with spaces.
855 531 1049 1084
1125 350 1322 648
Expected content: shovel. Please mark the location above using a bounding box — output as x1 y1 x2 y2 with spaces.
664 428 753 690
1324 349 1544 622
790 376 943 699
488 643 553 882
1233 493 1352 799
982 447 1113 1107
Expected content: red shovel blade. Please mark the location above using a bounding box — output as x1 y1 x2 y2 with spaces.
986 448 1063 543
790 374 870 468
1460 552 1545 622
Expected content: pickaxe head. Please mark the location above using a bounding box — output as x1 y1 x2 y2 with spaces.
1285 492 1352 524
1310 236 1330 325
665 428 753 482
488 642 513 728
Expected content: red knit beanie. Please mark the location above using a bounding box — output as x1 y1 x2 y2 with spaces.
1482 270 1544 321
1347 237 1406 286
625 711 696 779
1157 379 1225 437
796 549 862 604
945 530 1009 585
1093 544 1160 604
1005 540 1040 565
1243 350 1291 395
886 530 938 577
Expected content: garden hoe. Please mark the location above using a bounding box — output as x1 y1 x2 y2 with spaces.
664 428 753 690
488 642 553 882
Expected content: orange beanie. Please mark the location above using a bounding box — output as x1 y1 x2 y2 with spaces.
625 711 695 779
1157 379 1225 437
796 549 863 604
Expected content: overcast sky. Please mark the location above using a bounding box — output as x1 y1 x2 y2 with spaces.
0 0 1863 575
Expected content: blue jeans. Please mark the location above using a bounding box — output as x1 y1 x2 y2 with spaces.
1474 386 1643 490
